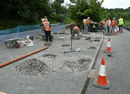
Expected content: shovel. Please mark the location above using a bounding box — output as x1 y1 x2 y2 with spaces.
64 48 80 53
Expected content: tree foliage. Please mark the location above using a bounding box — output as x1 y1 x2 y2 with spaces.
104 7 130 21
68 0 106 26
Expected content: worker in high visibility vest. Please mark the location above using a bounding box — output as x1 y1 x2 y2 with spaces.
41 16 48 32
100 19 106 33
100 20 106 30
72 25 80 39
41 19 52 42
106 18 111 33
118 16 125 33
84 17 91 34
111 17 116 34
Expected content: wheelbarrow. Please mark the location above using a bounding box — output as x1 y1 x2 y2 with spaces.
3 38 21 48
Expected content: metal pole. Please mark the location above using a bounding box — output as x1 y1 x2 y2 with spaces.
18 26 20 38
70 33 73 50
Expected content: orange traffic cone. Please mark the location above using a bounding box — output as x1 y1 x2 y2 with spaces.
93 58 110 89
114 27 117 35
106 38 111 52
105 38 113 56
117 26 120 33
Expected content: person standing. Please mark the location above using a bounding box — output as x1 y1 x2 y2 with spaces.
42 19 52 42
111 17 116 34
84 17 91 34
106 18 111 34
118 16 125 33
83 19 87 34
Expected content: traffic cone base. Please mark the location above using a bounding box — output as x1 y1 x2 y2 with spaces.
93 58 110 89
93 78 110 89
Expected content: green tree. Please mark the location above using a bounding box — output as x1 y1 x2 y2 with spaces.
68 0 106 26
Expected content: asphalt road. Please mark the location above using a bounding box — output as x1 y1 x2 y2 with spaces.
86 29 130 94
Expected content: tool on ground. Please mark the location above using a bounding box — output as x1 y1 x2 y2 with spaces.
57 37 65 40
93 57 110 89
64 48 80 53
70 33 73 50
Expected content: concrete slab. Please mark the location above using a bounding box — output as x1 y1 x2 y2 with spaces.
0 30 103 94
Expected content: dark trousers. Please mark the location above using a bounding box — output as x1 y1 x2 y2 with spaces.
107 27 110 32
119 25 123 33
45 31 52 42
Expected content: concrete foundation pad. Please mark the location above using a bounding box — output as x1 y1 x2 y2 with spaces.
93 78 110 89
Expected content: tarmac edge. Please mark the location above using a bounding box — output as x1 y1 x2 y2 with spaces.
78 34 105 94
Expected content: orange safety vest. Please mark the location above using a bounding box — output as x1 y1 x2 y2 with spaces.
74 26 80 31
84 19 91 25
112 20 116 26
43 22 51 31
101 21 105 26
107 19 111 27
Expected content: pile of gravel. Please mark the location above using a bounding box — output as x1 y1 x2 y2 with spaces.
15 58 48 76
63 58 92 73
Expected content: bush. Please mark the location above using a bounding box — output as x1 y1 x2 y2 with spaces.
64 17 73 24
55 14 65 22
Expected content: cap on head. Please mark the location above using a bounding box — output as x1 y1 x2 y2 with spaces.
87 17 90 19
113 17 115 19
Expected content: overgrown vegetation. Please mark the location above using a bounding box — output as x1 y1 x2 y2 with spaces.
0 0 67 30
1 0 130 30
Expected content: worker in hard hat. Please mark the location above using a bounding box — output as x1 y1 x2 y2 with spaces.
111 17 116 34
118 16 125 33
84 17 91 34
106 18 111 34
41 19 52 42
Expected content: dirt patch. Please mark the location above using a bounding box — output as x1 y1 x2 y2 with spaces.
43 54 56 58
63 58 92 73
89 46 96 49
15 58 48 76
85 37 92 40
62 44 70 47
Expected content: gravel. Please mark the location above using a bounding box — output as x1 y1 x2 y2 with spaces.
15 58 48 76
